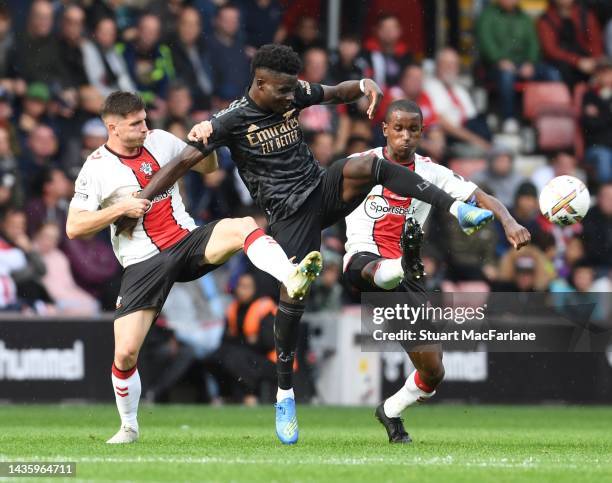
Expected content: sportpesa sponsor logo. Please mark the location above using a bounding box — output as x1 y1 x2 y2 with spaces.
364 195 411 219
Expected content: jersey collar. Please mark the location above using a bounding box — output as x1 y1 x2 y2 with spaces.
104 144 143 159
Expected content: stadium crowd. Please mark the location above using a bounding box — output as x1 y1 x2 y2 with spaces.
0 0 610 402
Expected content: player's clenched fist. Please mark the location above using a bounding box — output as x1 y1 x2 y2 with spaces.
187 120 213 143
122 197 151 219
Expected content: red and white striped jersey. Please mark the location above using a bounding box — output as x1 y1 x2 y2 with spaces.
69 129 197 268
343 147 477 271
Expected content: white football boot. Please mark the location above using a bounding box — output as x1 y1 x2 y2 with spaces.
106 424 139 444
285 251 323 300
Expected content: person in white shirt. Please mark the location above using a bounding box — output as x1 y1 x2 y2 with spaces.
343 99 530 444
66 91 322 444
424 47 491 152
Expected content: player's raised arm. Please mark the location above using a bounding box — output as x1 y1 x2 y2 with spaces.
114 144 209 236
472 187 531 250
321 79 383 119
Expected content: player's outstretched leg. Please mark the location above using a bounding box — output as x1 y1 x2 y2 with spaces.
376 350 444 443
204 217 321 300
107 308 157 444
341 154 494 234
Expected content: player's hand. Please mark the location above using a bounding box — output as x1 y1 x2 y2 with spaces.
122 197 151 218
188 120 213 144
503 219 531 250
363 79 383 119
115 197 151 238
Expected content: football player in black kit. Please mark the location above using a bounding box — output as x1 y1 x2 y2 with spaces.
116 44 494 444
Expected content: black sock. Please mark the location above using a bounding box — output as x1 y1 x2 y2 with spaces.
372 158 455 212
274 300 304 390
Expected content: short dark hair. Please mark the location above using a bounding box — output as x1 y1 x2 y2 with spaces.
377 13 399 25
385 99 422 123
101 91 145 119
251 44 302 76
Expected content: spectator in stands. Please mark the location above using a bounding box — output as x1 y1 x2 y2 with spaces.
477 0 561 133
471 144 525 208
81 17 137 97
428 207 498 282
62 231 121 312
389 64 446 160
299 47 351 153
329 34 368 85
581 182 612 270
550 258 610 323
215 273 277 404
7 0 61 87
537 0 604 88
509 182 545 246
581 60 612 184
160 81 195 131
308 131 335 168
364 14 412 88
424 47 491 154
285 15 322 58
33 222 99 315
0 208 53 312
25 167 71 238
530 151 586 192
345 135 372 156
241 0 284 50
208 4 250 106
120 13 174 105
169 6 214 110
0 125 22 207
19 124 59 182
16 82 52 143
497 247 553 292
0 4 14 79
56 4 88 89
306 249 343 312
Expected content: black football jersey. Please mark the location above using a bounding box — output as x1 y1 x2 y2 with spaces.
189 80 326 224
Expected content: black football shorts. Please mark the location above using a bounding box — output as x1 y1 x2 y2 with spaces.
115 221 220 319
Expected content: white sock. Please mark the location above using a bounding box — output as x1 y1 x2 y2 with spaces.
244 229 294 284
277 387 295 402
449 201 461 219
373 258 403 290
111 364 141 431
383 370 435 418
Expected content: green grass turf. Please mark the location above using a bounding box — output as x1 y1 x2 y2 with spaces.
1 404 611 482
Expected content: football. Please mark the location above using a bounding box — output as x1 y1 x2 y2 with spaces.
539 175 590 225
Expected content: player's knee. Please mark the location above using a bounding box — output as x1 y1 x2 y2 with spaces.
114 345 140 369
231 216 255 240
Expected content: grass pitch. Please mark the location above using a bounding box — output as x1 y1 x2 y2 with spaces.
1 404 611 482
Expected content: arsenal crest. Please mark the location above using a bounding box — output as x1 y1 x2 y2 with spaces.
140 162 153 178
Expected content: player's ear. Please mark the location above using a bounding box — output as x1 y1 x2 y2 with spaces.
382 121 388 138
256 77 265 90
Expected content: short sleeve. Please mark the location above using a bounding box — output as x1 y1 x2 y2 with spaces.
70 162 102 212
293 80 324 109
430 163 477 202
147 130 188 167
187 116 230 157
